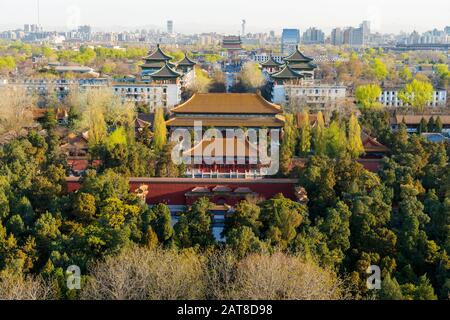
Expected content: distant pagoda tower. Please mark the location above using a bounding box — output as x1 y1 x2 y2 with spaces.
148 61 181 84
270 64 304 85
176 53 197 73
260 56 283 74
282 45 317 79
140 44 175 78
222 36 242 58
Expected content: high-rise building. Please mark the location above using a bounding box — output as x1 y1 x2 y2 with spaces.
360 20 371 43
444 26 450 35
241 20 246 37
343 27 364 46
331 28 344 45
78 25 92 34
302 27 325 44
167 20 174 34
281 28 300 55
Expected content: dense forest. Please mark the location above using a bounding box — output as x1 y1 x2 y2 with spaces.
0 104 449 300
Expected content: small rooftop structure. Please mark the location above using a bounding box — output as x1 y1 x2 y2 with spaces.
222 36 242 51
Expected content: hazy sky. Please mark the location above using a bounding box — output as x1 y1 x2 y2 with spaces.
0 0 449 34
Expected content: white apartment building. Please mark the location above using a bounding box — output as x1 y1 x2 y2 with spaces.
272 80 347 110
0 77 183 112
113 82 181 111
0 78 109 99
253 54 284 64
379 88 447 108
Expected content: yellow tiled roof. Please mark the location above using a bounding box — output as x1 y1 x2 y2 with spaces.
170 93 283 115
166 115 285 128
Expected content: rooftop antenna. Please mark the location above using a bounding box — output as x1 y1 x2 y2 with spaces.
37 0 40 27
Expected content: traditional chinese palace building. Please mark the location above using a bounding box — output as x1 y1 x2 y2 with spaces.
113 45 197 111
261 46 346 109
166 93 285 179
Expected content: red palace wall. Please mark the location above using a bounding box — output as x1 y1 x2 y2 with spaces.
66 177 299 206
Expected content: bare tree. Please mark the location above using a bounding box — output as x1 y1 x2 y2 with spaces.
0 87 37 137
81 246 205 300
81 246 349 300
239 62 266 92
0 271 56 300
228 252 345 300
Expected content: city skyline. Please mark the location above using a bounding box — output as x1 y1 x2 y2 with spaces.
0 0 449 34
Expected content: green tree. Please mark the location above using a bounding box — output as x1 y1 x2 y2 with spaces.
399 66 412 82
174 197 215 248
355 84 382 109
150 203 174 244
427 117 435 133
313 111 326 155
72 193 97 223
371 58 388 81
226 226 264 258
280 114 298 175
418 117 428 134
41 109 58 132
395 184 439 272
414 275 438 300
324 121 347 158
379 274 403 300
223 200 262 237
106 126 128 150
298 110 311 156
319 201 351 265
434 116 443 133
398 79 433 112
152 108 167 153
260 194 308 249
156 142 185 178
347 114 365 159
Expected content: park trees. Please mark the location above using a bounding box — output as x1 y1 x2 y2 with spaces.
398 79 433 112
399 66 412 82
355 84 382 109
149 203 174 246
280 114 298 175
323 120 347 158
259 194 308 249
0 87 36 137
151 107 167 154
298 110 311 156
347 114 365 159
188 67 211 94
312 111 326 155
239 61 265 92
175 197 216 248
